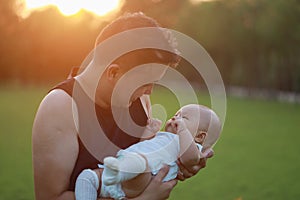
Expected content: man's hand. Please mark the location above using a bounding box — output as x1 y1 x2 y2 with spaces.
176 148 214 181
130 165 177 200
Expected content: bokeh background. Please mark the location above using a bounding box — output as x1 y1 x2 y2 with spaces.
0 0 299 199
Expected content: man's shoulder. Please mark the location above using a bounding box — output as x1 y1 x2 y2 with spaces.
42 89 73 110
33 88 76 133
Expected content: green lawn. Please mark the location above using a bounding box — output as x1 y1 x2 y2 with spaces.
0 86 300 200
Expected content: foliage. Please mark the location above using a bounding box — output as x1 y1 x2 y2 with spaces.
0 0 299 91
176 0 300 92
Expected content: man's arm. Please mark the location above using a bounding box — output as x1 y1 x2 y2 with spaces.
32 90 79 200
129 166 177 200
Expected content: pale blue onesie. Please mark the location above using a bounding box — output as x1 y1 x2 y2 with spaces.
100 131 203 199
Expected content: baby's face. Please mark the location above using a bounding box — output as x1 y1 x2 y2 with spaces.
165 105 200 136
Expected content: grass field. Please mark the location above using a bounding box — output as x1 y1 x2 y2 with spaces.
0 86 300 200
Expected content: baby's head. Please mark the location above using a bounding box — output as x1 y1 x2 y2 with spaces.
165 104 222 150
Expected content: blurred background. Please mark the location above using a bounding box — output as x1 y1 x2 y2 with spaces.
0 0 299 199
1 0 299 93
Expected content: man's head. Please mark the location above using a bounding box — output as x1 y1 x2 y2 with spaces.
165 104 222 150
92 12 180 107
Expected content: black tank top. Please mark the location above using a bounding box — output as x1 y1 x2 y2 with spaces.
51 78 147 191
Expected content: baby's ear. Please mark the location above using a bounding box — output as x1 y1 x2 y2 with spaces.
195 131 207 144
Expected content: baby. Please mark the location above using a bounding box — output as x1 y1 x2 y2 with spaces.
75 104 222 200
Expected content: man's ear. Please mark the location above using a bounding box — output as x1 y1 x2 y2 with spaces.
195 131 207 144
106 64 121 80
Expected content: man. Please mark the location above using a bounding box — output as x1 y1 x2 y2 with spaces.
32 12 213 200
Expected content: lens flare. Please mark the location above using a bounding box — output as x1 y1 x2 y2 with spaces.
18 0 121 17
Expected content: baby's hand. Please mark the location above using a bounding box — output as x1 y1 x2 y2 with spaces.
173 117 187 133
146 118 162 133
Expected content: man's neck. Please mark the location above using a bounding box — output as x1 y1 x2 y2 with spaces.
75 75 111 109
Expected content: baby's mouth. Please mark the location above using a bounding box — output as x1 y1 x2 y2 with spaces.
165 122 175 133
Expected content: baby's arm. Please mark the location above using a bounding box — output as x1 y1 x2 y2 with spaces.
173 118 201 169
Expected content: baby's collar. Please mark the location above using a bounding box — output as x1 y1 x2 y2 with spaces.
196 143 203 152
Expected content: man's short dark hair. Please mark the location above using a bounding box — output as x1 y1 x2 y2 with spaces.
95 12 180 69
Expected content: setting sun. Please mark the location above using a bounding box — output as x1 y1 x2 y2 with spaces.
18 0 121 17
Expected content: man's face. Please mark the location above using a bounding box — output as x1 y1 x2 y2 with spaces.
130 83 154 102
111 63 167 107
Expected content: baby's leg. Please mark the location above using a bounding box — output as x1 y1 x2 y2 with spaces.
103 152 147 185
75 168 101 200
104 155 152 198
102 152 151 198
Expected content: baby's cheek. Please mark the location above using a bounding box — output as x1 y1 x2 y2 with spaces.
185 121 197 135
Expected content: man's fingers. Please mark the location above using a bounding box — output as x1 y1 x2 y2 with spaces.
164 179 178 189
202 148 214 158
167 179 178 188
176 171 185 181
198 157 207 169
175 163 186 181
189 163 203 174
176 161 194 179
206 149 214 158
155 165 170 182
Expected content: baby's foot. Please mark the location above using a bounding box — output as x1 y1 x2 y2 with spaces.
103 157 120 185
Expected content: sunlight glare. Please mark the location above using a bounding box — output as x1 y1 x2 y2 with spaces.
56 0 81 16
20 0 121 17
190 0 216 4
84 0 120 16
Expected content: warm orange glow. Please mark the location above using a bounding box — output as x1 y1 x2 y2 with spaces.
190 0 216 4
18 0 121 17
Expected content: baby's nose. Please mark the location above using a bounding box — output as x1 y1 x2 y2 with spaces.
171 116 180 121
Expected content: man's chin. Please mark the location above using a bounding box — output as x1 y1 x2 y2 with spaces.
111 102 131 108
131 97 138 103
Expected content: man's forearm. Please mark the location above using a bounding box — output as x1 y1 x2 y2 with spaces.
55 191 75 200
54 190 112 200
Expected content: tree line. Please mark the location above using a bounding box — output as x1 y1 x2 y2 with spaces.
0 0 299 92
